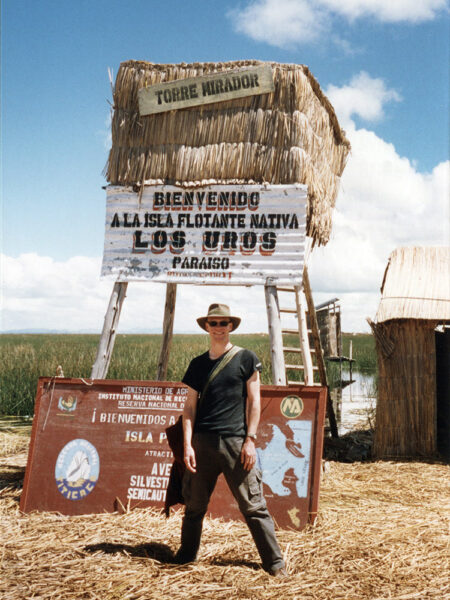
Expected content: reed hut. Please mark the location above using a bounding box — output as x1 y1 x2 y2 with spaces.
105 59 350 246
369 246 450 458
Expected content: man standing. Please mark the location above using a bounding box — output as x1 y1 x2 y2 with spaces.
174 303 287 577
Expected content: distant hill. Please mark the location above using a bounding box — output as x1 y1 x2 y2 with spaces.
1 328 160 335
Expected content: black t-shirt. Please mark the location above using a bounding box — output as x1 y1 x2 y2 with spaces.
182 348 262 437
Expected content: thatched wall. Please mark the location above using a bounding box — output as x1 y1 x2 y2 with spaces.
316 309 341 358
105 60 350 246
372 319 438 458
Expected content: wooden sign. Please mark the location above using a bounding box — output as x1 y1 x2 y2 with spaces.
101 184 307 286
21 378 326 530
138 65 274 115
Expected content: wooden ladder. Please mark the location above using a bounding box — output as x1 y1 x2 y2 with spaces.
277 285 317 385
277 267 339 437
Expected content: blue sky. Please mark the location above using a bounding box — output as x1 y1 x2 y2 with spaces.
1 0 449 333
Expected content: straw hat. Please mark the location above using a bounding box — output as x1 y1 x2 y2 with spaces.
197 303 241 331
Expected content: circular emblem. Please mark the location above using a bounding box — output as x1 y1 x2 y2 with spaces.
280 395 304 419
55 439 100 500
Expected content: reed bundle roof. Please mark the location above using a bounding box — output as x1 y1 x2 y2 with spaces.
2 434 449 600
376 246 450 323
106 60 351 246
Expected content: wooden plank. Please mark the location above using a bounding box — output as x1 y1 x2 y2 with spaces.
138 65 274 115
349 339 353 380
156 283 177 381
303 267 339 438
264 285 286 385
326 356 355 362
283 328 315 337
91 282 128 379
295 287 314 385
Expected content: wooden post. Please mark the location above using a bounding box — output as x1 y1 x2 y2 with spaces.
91 282 128 379
265 284 286 385
156 283 177 381
303 267 339 438
295 287 314 385
349 339 353 381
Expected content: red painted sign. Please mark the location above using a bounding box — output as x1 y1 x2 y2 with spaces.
21 378 326 529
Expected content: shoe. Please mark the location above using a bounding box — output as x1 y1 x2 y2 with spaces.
173 550 197 565
270 566 289 579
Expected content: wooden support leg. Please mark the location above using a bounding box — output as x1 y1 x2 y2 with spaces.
295 287 314 385
303 268 339 438
91 282 128 380
349 340 353 381
265 284 286 385
156 283 177 381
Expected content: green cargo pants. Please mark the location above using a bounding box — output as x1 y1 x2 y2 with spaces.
178 432 285 572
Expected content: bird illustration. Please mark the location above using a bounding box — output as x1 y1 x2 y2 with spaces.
67 451 90 482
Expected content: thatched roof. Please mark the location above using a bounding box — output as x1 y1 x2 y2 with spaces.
375 246 450 323
105 60 350 246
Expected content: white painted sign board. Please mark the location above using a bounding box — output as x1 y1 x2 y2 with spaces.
101 184 307 286
138 65 274 115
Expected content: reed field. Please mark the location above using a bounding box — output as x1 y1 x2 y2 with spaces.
0 333 376 416
342 333 376 372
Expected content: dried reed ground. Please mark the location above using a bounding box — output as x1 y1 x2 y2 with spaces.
1 431 449 600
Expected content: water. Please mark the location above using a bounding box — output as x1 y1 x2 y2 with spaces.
331 371 376 435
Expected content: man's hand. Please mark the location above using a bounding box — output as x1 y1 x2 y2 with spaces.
241 438 257 471
244 371 260 472
184 445 197 473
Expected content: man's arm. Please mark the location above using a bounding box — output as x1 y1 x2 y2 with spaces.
241 370 260 471
183 385 198 473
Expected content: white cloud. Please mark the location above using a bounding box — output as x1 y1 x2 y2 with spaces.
320 0 448 22
326 71 401 130
0 253 269 333
1 255 113 332
229 0 328 48
309 128 449 329
229 0 448 47
307 71 448 329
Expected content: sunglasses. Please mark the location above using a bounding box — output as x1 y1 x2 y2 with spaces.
207 320 231 327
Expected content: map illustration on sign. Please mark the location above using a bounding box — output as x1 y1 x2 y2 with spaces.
258 418 312 499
